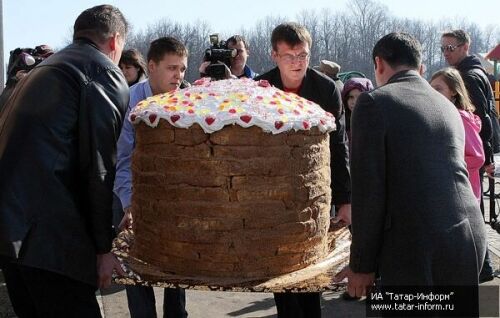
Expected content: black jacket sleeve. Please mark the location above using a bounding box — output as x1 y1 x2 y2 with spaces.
79 68 129 254
328 88 351 206
462 70 493 163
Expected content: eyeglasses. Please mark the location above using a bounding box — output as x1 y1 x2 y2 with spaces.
440 44 464 53
234 49 245 56
277 52 310 63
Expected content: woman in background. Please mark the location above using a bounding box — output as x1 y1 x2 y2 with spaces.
119 49 147 86
341 77 373 152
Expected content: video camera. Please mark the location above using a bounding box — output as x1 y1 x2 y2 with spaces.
203 34 236 80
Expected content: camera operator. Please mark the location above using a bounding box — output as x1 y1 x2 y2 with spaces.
199 34 257 80
227 35 257 79
0 45 54 113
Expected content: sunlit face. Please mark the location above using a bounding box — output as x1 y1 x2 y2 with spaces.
441 36 467 67
148 53 187 94
430 75 456 102
120 63 140 85
228 40 248 70
346 88 362 111
272 41 310 85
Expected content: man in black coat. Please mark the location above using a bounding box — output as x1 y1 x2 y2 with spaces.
442 29 497 283
256 22 351 318
0 5 129 317
335 32 486 309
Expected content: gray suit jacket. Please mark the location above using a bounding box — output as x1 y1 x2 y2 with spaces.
349 70 486 285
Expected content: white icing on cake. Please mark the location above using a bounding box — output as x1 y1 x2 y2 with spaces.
129 77 336 134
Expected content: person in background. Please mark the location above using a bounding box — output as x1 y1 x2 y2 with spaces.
114 37 189 318
255 22 351 318
119 48 148 86
0 5 129 317
226 35 257 79
441 29 497 283
341 77 374 151
199 34 257 80
431 67 484 202
0 45 54 113
315 59 344 92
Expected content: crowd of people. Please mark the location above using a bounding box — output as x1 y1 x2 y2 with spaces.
0 4 498 318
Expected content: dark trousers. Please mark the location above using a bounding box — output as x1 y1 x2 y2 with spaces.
273 292 321 318
1 260 100 318
126 285 187 318
113 195 188 318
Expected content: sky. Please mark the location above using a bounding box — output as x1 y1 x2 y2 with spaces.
2 0 499 69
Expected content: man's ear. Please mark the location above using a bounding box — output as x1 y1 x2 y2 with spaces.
271 50 278 63
462 42 470 54
148 59 156 74
374 56 384 76
109 32 120 51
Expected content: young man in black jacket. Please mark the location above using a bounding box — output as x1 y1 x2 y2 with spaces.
442 29 497 283
0 5 129 317
255 22 351 318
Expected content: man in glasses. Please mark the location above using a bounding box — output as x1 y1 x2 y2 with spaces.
255 22 351 318
442 29 498 283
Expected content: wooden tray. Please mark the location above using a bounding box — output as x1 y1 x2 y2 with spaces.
112 226 350 293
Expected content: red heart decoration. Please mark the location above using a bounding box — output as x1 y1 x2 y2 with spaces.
303 121 310 129
170 115 180 123
130 114 137 122
240 115 252 123
320 119 326 125
188 109 194 114
205 117 215 125
275 121 284 130
149 114 157 123
229 109 237 114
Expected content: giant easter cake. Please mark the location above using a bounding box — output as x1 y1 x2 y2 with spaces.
128 77 336 279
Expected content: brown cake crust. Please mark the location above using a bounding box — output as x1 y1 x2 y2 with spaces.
130 121 332 279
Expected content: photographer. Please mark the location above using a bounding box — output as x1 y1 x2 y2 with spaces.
199 34 257 80
0 45 53 113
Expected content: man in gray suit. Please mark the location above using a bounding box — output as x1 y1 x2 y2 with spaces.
336 33 486 297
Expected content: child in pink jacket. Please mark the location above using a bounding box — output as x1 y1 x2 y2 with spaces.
431 67 484 201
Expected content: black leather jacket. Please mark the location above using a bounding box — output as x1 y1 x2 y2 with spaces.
0 39 129 285
457 55 495 162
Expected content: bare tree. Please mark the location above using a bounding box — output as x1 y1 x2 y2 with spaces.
122 0 498 84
